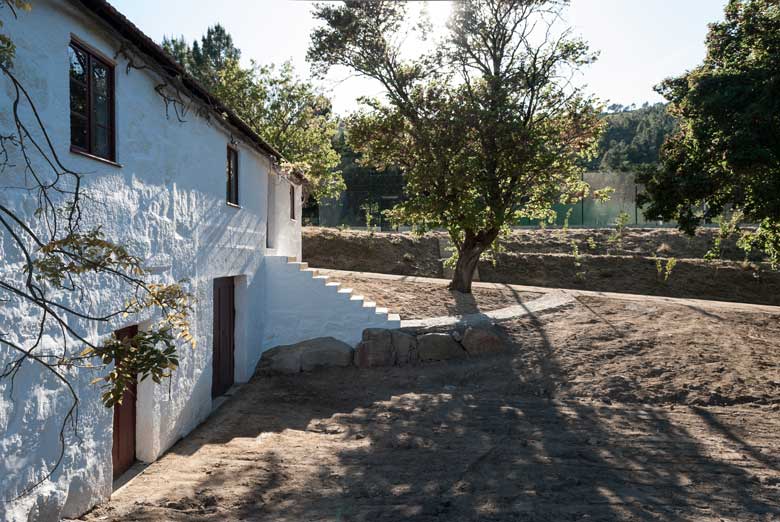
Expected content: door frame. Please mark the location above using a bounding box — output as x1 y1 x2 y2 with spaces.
112 324 138 480
212 276 236 398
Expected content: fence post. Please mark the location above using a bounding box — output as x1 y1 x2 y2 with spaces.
634 184 639 224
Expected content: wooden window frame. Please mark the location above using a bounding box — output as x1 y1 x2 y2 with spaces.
289 184 296 220
69 38 116 162
226 144 239 207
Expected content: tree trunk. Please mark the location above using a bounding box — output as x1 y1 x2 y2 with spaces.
448 234 487 294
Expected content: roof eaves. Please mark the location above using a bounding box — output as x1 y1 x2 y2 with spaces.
75 0 286 164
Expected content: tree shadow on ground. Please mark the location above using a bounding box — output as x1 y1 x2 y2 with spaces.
106 306 780 522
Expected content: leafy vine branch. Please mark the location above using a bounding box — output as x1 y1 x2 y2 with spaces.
0 3 194 501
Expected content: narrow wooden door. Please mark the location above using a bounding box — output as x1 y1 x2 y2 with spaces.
212 277 236 398
112 324 138 480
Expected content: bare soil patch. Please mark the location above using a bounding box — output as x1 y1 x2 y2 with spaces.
84 296 780 522
331 273 541 319
303 227 442 277
303 227 780 306
499 226 758 260
481 253 780 306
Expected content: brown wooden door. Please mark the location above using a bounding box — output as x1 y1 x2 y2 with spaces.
112 324 137 480
212 277 235 398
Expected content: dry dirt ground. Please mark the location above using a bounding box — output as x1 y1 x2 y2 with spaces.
330 273 541 320
83 295 780 522
303 227 780 306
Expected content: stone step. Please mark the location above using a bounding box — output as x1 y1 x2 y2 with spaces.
375 307 388 315
362 301 376 308
287 261 309 270
338 287 353 295
325 281 341 288
287 256 297 262
302 268 319 277
388 313 401 322
312 275 329 281
350 295 365 302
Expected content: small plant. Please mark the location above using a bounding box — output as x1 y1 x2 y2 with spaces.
571 240 587 281
561 207 574 235
586 236 597 250
654 256 677 282
705 211 743 261
360 201 380 231
608 211 631 248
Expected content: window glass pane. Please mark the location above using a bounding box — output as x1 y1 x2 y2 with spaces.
69 45 88 151
233 151 239 202
70 113 88 149
68 45 86 84
94 125 110 158
69 42 115 159
226 148 238 204
92 62 110 127
69 79 87 115
226 150 234 202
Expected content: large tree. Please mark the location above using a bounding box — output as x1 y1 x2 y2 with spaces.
588 103 677 172
163 28 343 199
638 0 780 266
308 0 602 292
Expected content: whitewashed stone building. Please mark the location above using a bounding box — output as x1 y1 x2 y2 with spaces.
0 1 399 519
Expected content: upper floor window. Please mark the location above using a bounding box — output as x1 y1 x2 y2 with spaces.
69 41 115 161
289 184 296 220
226 145 239 205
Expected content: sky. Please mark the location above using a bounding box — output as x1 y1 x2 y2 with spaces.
111 0 728 115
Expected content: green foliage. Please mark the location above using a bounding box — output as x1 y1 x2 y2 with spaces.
28 227 196 407
0 1 31 68
571 240 586 281
705 211 743 261
608 211 631 247
739 220 780 269
655 257 677 282
637 0 780 266
30 228 144 287
0 29 14 68
588 103 677 172
163 28 343 200
309 0 602 291
593 187 616 203
85 329 179 407
561 208 574 233
360 200 379 229
325 128 404 226
163 24 240 91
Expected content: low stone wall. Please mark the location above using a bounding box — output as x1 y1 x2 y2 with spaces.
259 325 508 375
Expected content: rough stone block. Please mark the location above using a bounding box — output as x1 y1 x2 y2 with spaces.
391 330 418 366
417 333 467 362
261 337 354 373
299 337 354 371
461 327 507 356
260 344 302 374
355 328 395 368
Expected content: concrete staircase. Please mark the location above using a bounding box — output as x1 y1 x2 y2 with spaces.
286 257 401 323
262 256 401 349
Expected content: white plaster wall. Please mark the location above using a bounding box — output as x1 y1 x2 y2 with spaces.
262 257 401 349
0 1 299 520
266 174 302 260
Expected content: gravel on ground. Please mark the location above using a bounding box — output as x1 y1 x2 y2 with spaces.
83 295 780 522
